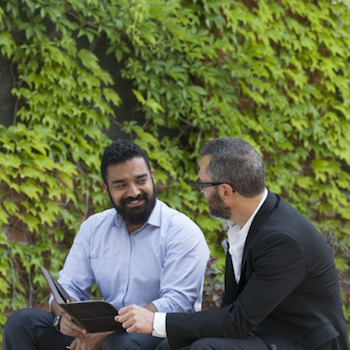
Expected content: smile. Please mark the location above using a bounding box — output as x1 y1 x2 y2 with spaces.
126 199 145 207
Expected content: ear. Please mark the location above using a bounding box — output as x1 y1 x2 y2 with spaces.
150 169 155 180
221 184 234 200
102 183 108 194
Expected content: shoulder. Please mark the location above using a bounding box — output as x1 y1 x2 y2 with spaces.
253 200 332 264
78 208 116 233
82 208 115 223
156 201 208 246
260 192 320 238
157 200 200 228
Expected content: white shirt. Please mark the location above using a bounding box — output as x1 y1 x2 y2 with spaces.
228 188 268 283
153 189 268 337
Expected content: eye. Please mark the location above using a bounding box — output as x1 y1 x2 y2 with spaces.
137 178 148 185
113 183 126 190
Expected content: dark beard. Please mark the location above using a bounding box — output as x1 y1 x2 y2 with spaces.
109 185 157 226
208 189 231 220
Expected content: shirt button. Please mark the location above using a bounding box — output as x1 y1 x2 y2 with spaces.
122 262 126 266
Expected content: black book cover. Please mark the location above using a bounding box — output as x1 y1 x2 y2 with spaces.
41 266 122 333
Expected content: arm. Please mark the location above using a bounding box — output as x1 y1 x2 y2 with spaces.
144 303 157 312
165 232 306 348
56 221 95 302
51 299 88 338
51 295 116 349
49 220 97 338
151 217 210 313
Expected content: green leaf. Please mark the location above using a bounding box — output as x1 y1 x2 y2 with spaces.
0 31 16 57
78 49 100 71
19 179 43 200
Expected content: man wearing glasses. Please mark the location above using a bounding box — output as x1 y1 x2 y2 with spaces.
115 137 349 350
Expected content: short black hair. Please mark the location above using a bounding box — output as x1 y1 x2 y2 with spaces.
100 139 151 184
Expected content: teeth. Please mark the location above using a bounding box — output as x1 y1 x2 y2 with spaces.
129 199 141 204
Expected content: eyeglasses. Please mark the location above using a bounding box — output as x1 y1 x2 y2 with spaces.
194 180 236 192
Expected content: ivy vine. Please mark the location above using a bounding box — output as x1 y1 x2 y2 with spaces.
1 0 350 343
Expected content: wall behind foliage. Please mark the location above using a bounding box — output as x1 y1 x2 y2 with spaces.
1 0 350 343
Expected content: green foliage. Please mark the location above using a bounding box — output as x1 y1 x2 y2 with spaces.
1 0 350 344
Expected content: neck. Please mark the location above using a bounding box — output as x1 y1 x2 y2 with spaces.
231 191 265 227
126 222 144 234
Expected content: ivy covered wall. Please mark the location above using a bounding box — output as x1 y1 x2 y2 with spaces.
1 0 350 343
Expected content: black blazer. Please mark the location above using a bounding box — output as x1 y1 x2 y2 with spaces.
166 191 349 350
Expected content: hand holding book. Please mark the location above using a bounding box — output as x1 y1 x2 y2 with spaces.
41 266 122 333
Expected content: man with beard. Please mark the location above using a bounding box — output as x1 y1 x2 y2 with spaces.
115 137 349 350
3 139 210 350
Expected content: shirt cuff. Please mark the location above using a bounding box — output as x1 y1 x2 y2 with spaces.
152 312 167 338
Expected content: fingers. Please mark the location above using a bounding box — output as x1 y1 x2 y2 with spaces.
60 314 88 338
115 305 137 332
114 305 153 334
118 304 137 315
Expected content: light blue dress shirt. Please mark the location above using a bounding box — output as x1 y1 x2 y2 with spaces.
53 199 210 314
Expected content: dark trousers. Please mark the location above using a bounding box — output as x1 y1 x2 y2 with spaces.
155 336 268 350
3 308 163 350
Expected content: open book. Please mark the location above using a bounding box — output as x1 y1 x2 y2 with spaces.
41 266 122 333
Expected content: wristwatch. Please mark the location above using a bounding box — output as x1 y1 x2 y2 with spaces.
53 311 65 331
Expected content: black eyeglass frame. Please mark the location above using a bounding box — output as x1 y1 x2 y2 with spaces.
194 181 236 192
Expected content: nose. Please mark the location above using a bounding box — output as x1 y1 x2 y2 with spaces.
127 183 141 197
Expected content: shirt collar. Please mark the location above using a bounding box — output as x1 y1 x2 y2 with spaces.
227 188 268 236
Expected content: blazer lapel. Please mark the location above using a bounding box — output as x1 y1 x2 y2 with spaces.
223 190 279 302
224 251 239 304
240 190 279 276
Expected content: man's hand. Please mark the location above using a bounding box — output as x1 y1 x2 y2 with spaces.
59 313 88 338
115 305 154 334
68 332 112 350
51 299 88 338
